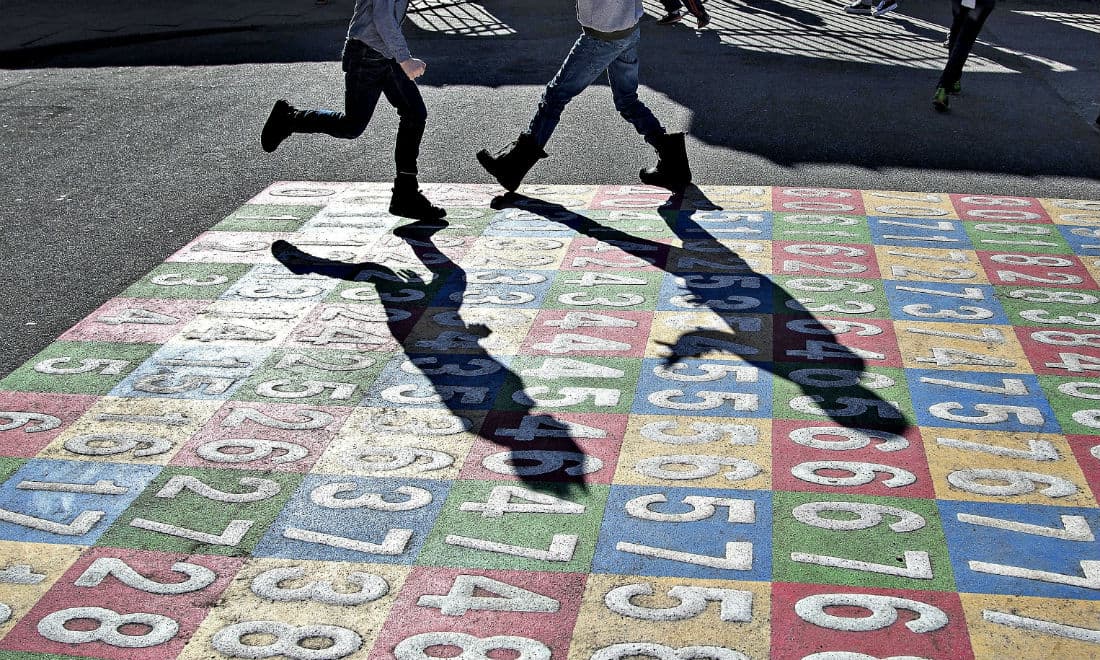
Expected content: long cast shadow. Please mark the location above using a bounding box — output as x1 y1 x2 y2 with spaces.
492 186 912 438
272 220 591 498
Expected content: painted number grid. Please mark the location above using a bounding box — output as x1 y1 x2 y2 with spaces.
1 182 1100 659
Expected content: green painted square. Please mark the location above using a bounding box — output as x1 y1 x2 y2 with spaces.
771 363 915 427
230 348 389 407
994 285 1100 327
1038 375 1100 436
963 221 1073 255
0 457 25 483
542 270 663 312
772 492 955 591
0 342 159 395
121 263 254 300
437 208 494 236
0 652 86 660
95 466 301 556
417 479 608 572
771 276 891 320
773 213 871 244
497 356 642 415
593 210 678 240
211 204 321 232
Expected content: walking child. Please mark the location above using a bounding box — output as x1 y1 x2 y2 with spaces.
261 0 445 220
933 0 996 112
476 0 692 193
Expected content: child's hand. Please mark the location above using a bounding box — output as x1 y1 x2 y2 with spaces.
400 58 427 80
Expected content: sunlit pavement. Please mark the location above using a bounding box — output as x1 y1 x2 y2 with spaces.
2 182 1100 658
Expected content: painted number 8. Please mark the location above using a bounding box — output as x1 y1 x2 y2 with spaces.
395 632 550 660
38 607 178 648
212 621 362 659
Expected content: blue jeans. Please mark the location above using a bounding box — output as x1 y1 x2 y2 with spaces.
291 39 427 174
527 26 664 148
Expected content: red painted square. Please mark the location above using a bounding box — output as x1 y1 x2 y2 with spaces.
773 315 901 367
461 412 628 485
369 567 586 660
0 392 99 458
772 187 865 216
771 420 934 498
58 298 209 344
950 194 1052 224
560 237 667 271
169 402 350 472
771 583 973 660
1067 435 1100 495
773 241 881 279
977 252 1096 289
1013 326 1100 377
521 311 653 358
589 185 677 211
0 548 241 659
284 303 409 353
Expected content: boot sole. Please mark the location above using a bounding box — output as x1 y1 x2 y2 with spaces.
261 101 291 153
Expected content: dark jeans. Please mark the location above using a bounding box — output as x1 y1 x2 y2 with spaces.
939 0 996 88
290 39 427 174
527 26 664 148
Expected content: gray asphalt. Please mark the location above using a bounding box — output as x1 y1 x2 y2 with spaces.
2 0 1098 377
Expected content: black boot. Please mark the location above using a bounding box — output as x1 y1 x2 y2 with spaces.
476 133 547 192
261 99 296 153
640 132 692 191
389 174 446 221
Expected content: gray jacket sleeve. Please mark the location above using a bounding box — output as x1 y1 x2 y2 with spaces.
372 0 412 62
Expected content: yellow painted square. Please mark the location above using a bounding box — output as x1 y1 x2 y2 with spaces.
461 236 569 270
645 312 771 361
40 397 220 465
693 185 773 212
874 246 989 284
0 541 84 638
613 415 771 490
961 593 1100 660
403 307 536 356
176 300 315 347
923 429 1096 507
667 240 772 274
860 190 960 219
1040 198 1100 226
568 574 770 660
313 407 483 479
517 184 598 209
895 322 1030 372
179 557 408 660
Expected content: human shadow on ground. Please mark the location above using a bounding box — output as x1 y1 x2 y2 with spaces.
491 186 912 439
272 220 592 499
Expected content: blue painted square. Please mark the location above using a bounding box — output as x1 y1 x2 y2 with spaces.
868 217 972 249
906 369 1060 433
360 352 513 411
0 459 160 545
254 475 450 563
219 264 341 303
940 500 1100 600
109 344 268 400
632 358 772 418
883 280 1009 325
484 209 579 237
593 485 772 581
656 272 773 313
431 269 555 309
1060 225 1100 257
675 210 773 241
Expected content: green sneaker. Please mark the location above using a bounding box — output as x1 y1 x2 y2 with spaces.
932 87 949 112
950 80 961 95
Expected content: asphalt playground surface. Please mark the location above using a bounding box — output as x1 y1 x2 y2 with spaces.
2 1 1100 658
